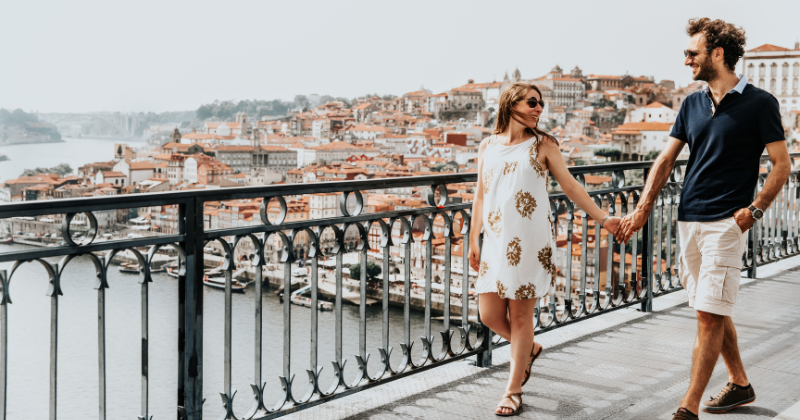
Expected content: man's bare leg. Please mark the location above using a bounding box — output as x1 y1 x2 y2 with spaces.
679 310 725 414
720 315 749 386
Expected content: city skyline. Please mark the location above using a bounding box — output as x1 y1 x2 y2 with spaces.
2 0 798 114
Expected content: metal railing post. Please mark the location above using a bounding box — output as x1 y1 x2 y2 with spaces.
179 198 204 419
475 232 492 368
641 168 653 312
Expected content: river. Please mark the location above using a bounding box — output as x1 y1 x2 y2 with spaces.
0 243 462 418
0 137 148 182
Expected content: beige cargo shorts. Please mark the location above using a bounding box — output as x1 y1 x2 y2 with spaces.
677 217 747 317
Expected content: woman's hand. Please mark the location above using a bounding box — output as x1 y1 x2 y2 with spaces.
469 239 481 272
603 216 621 236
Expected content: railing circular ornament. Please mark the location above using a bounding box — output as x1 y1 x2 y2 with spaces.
575 174 586 188
61 212 98 247
670 165 683 183
260 196 287 226
339 191 364 217
427 184 449 208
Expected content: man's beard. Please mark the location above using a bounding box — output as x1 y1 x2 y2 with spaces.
693 54 718 83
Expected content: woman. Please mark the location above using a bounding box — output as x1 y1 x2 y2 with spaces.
469 83 620 416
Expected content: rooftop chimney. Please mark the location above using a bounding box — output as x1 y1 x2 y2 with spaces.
796 40 800 50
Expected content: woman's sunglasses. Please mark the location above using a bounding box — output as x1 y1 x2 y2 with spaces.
525 97 545 109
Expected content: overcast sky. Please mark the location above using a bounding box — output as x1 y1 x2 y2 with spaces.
1 0 797 114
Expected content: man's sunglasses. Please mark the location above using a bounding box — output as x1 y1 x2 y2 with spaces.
525 97 545 109
683 49 702 58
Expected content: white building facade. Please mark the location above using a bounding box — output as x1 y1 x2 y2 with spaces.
743 43 800 129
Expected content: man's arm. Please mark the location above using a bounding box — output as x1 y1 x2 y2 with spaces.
617 137 685 242
733 140 791 232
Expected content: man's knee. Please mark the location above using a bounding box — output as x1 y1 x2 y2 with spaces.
696 309 726 327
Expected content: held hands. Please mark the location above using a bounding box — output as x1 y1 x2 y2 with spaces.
616 207 649 243
733 207 755 233
602 216 621 237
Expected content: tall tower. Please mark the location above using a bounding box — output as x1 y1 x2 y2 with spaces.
250 127 260 148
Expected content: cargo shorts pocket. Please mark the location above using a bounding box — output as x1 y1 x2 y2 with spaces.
701 254 741 304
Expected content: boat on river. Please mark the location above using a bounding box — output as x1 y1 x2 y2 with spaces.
0 237 13 244
119 263 140 274
290 285 333 311
203 276 246 293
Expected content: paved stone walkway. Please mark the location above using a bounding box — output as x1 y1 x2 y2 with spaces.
286 261 800 420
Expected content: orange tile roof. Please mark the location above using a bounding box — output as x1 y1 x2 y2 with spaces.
644 101 667 109
748 44 791 52
612 122 671 132
215 145 257 152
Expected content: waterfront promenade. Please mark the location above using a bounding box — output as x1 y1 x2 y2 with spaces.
285 258 800 420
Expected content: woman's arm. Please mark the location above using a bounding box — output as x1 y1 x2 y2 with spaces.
540 138 611 227
468 139 489 270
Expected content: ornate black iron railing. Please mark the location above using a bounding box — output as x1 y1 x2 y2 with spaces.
0 156 797 419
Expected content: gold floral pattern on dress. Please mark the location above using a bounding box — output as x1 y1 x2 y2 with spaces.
482 168 494 194
503 161 518 175
528 137 546 178
547 212 555 238
514 283 536 300
514 190 537 219
488 207 503 237
479 261 489 278
538 245 557 286
506 236 522 266
496 280 507 299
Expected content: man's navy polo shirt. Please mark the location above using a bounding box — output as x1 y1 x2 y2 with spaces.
670 76 785 222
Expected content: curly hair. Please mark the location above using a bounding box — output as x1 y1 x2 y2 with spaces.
686 18 746 72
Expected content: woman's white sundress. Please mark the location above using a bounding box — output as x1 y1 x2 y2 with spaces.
476 134 556 300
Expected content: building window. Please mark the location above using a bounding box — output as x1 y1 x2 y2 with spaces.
760 63 766 77
771 63 778 77
783 78 789 90
759 78 765 89
771 79 777 90
748 63 754 78
784 62 790 77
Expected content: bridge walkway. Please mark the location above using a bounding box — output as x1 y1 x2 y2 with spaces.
286 258 800 420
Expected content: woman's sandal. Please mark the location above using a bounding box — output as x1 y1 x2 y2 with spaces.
495 392 523 416
521 342 543 386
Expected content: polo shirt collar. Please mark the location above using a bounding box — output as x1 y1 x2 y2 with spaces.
702 74 748 95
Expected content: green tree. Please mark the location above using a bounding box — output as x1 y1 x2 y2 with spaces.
349 261 382 283
645 150 660 160
20 163 73 177
594 147 622 160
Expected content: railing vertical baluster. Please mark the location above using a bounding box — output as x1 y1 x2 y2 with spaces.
665 190 674 288
461 224 469 334
592 207 602 311
49 262 58 420
476 231 492 367
424 220 433 354
617 198 627 303
220 243 236 418
749 186 760 278
403 236 411 352
335 248 343 369
443 222 451 341
140 266 150 420
357 235 368 378
605 199 615 305
641 205 654 312
381 231 390 357
310 254 319 378
656 192 664 291
579 211 588 314
181 197 204 419
282 247 292 392
0 270 7 420
97 269 106 420
564 206 574 315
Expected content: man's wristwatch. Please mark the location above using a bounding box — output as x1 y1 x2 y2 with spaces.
748 205 764 220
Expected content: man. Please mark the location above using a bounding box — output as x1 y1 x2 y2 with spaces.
617 18 789 420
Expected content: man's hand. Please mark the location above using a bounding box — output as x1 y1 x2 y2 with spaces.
617 208 649 243
469 238 481 272
733 208 755 233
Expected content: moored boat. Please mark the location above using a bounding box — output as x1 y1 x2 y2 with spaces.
203 276 246 293
290 285 333 311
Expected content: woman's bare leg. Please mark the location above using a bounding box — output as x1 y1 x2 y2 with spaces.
479 292 511 340
495 297 537 415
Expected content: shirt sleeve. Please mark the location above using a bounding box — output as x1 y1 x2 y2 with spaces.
669 99 688 142
758 94 786 145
